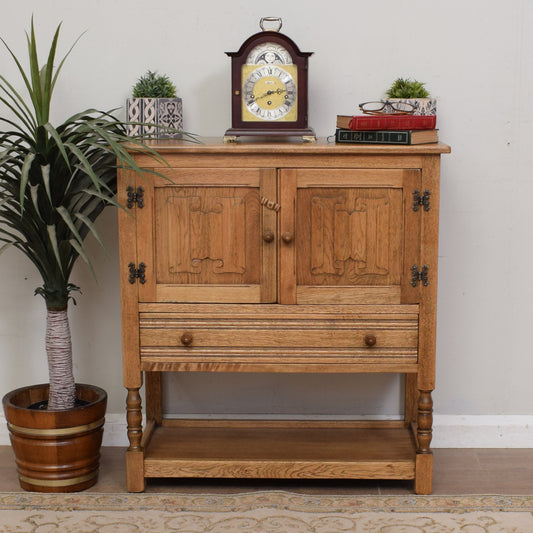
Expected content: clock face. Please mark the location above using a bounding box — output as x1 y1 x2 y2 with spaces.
241 64 298 122
246 42 293 65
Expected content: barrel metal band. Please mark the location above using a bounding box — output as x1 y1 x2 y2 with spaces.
7 418 104 437
19 471 98 487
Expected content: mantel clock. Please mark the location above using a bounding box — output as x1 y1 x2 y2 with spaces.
224 18 316 142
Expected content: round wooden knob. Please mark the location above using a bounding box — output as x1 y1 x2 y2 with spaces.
180 333 193 346
364 334 377 347
262 230 275 243
281 232 294 244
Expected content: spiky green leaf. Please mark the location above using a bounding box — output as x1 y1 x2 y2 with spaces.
43 122 71 170
19 151 36 210
68 238 96 280
56 206 84 246
75 212 108 255
46 224 63 275
30 184 44 221
40 164 53 205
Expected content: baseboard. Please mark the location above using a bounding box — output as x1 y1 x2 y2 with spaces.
0 414 532 448
431 415 533 448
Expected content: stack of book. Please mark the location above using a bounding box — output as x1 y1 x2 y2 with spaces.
335 114 438 145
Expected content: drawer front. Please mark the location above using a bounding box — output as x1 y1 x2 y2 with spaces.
139 305 419 370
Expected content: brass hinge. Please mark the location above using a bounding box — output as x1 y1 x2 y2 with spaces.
126 186 144 209
128 262 146 284
412 189 430 212
411 265 429 287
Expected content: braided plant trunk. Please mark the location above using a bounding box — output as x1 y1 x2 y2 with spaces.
45 307 76 410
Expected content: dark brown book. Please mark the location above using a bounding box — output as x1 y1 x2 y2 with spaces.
335 128 438 145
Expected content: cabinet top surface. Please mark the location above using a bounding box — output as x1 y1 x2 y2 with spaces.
134 137 451 156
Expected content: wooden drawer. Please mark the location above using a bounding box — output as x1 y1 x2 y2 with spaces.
138 304 419 372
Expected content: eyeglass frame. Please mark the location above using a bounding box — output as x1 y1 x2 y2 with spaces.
359 100 416 115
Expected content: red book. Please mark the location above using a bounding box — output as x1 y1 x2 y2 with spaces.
336 114 437 131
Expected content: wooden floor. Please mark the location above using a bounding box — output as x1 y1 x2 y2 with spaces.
1 446 532 494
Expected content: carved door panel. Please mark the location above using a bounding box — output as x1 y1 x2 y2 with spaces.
136 168 277 303
279 168 421 305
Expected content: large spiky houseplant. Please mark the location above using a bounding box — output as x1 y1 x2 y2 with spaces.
0 21 165 411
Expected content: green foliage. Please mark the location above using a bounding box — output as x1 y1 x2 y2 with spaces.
0 19 170 309
132 70 177 98
386 77 430 99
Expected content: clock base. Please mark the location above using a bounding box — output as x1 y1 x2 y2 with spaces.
224 127 316 143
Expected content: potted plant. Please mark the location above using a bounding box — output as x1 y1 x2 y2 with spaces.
385 77 437 116
126 70 183 138
0 20 170 492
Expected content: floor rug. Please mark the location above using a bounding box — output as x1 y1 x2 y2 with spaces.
1 491 533 532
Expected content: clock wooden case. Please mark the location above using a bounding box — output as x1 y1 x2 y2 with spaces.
224 19 315 141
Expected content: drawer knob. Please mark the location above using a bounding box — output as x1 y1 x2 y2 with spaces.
282 232 294 244
262 230 275 243
364 334 377 347
180 333 193 346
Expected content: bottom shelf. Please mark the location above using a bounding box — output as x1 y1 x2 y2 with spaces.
141 420 417 480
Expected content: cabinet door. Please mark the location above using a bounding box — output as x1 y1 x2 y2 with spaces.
136 168 277 303
279 168 421 305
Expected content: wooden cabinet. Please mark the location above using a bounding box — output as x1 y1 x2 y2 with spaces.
117 138 450 493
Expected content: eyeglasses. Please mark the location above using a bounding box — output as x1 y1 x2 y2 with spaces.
359 101 415 115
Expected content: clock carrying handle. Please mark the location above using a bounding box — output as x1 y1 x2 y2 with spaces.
260 17 282 32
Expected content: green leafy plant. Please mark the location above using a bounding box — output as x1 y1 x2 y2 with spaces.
0 20 171 410
132 70 177 98
386 77 430 99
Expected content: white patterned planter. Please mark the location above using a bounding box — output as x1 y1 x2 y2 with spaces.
126 97 183 138
388 98 437 116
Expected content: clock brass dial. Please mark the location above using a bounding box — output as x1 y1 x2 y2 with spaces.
242 64 297 122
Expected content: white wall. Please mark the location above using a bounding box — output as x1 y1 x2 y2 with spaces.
1 1 533 444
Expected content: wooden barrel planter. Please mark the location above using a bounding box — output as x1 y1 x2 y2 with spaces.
2 383 107 492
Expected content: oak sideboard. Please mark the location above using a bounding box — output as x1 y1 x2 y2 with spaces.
117 138 450 493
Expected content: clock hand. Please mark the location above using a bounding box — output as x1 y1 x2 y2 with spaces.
254 87 287 102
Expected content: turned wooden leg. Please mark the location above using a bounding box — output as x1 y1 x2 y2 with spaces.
415 389 433 494
417 390 433 453
126 387 143 451
126 387 145 492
